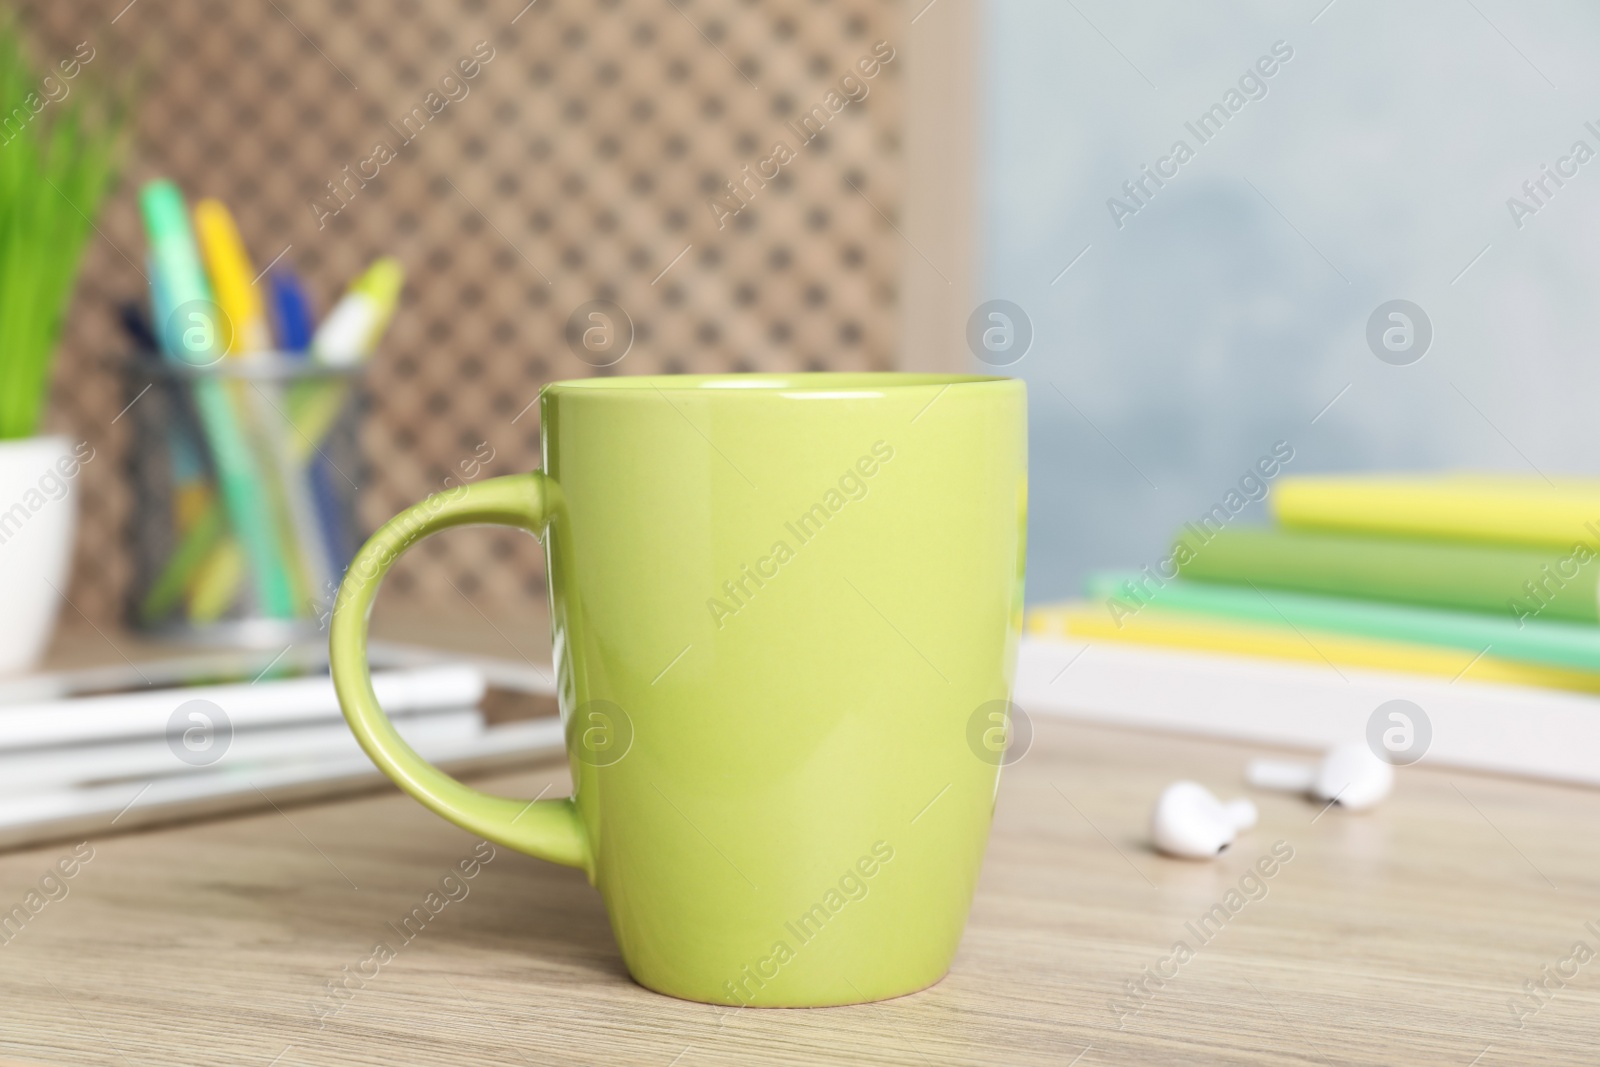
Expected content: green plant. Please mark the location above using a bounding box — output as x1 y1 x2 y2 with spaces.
0 19 123 440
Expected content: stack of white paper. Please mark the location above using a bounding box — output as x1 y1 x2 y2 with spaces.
0 656 566 848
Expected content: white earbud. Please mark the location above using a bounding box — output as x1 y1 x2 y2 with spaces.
1246 741 1394 811
1151 780 1259 859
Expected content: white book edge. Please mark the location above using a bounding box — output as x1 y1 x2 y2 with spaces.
1015 635 1600 789
0 717 567 849
0 707 487 795
0 664 487 750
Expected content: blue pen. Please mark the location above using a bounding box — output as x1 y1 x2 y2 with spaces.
270 267 316 354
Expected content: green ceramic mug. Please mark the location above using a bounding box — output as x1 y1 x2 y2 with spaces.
330 373 1027 1006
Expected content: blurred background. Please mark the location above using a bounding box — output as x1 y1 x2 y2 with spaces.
21 0 1600 619
991 0 1600 600
21 0 913 635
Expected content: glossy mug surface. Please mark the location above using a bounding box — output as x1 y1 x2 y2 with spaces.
330 373 1027 1006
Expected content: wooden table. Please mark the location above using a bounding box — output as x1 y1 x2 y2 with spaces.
2 634 1598 1065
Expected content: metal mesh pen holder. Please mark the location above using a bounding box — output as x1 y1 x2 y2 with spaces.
124 354 365 646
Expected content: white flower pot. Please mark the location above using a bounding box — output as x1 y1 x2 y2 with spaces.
0 435 82 673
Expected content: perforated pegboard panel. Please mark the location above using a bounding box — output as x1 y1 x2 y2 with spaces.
16 0 906 627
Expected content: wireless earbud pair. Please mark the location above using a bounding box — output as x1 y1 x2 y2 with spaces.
1151 742 1394 859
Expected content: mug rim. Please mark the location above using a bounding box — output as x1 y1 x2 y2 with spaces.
543 372 1018 394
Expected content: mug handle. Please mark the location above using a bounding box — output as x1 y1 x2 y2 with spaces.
329 471 590 874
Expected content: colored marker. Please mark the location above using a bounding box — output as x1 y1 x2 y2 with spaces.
313 257 404 365
139 180 297 619
270 268 316 354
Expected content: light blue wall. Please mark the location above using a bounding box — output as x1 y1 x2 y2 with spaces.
982 0 1600 602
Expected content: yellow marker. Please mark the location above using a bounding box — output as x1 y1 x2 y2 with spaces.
193 199 272 354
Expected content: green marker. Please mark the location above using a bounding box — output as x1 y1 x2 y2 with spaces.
138 180 297 619
312 257 404 365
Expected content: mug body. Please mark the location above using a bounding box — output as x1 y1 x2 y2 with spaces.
540 373 1026 1006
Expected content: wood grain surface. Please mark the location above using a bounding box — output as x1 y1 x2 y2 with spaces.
1 709 1597 1065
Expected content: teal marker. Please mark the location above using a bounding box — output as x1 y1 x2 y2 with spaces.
139 180 297 619
147 250 210 500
